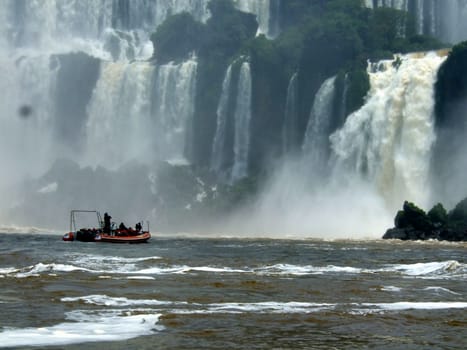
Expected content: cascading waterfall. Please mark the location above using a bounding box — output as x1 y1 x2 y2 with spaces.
365 0 467 44
302 76 337 172
330 52 447 210
151 58 198 165
1 0 211 59
211 64 233 175
338 74 350 127
231 62 252 183
85 58 197 169
0 1 462 234
363 0 411 11
246 52 447 238
282 72 298 154
233 0 276 38
84 61 155 169
0 0 208 177
0 0 203 228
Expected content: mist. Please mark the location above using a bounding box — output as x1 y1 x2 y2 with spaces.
221 156 392 240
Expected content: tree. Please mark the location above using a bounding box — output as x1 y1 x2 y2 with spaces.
150 12 204 63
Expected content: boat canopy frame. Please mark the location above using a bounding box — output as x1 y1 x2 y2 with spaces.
70 210 102 232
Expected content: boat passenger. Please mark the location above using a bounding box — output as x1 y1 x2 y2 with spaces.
103 212 112 233
135 222 142 232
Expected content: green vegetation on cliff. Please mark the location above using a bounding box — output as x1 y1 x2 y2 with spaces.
384 199 467 241
150 0 445 174
148 0 448 226
150 13 204 64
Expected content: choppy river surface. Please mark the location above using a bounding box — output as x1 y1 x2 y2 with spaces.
0 233 466 349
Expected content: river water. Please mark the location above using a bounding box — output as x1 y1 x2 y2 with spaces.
0 233 466 349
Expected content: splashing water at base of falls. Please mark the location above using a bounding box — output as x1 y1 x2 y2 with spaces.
331 52 446 210
229 52 447 238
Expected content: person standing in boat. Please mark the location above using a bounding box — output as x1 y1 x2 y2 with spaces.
103 212 112 233
135 222 142 232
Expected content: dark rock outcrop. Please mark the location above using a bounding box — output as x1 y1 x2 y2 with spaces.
383 200 467 241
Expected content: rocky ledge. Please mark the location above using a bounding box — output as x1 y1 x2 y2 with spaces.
383 199 467 241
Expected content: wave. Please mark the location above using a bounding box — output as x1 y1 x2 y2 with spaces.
0 310 162 348
0 263 92 278
383 260 465 278
423 286 461 295
60 294 467 315
62 294 184 307
256 264 363 275
62 294 335 313
353 302 467 314
2 259 465 280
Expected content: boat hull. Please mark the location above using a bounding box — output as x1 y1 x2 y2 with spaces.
96 232 151 243
63 230 151 243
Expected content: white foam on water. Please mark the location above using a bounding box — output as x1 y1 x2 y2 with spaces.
61 295 335 315
68 254 162 273
0 311 162 348
256 264 362 275
2 261 250 278
135 265 250 275
358 302 467 312
61 294 183 307
0 267 17 275
127 276 156 280
206 302 335 314
381 286 402 292
182 266 249 273
384 260 464 277
3 263 92 278
423 287 461 295
68 254 162 264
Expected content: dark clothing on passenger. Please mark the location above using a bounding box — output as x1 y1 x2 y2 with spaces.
103 212 111 233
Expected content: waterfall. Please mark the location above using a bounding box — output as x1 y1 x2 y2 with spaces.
152 58 198 165
0 0 203 172
84 61 155 169
233 0 276 38
0 0 211 60
365 0 467 44
330 52 447 210
84 58 197 169
231 62 252 183
339 74 350 127
211 64 233 175
0 0 203 228
282 72 298 154
302 76 337 172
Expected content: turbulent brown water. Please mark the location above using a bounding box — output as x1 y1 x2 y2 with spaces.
0 233 466 349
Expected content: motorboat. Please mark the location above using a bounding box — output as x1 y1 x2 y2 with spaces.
62 210 151 243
